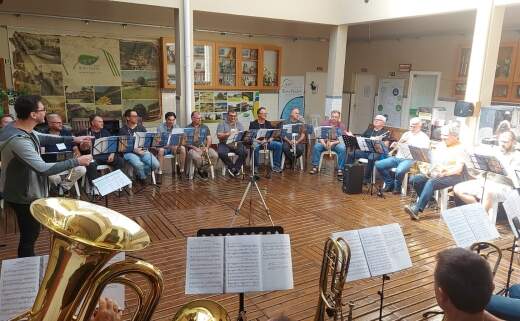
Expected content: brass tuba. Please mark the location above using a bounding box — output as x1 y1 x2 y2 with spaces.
172 300 230 321
314 237 354 321
10 197 164 321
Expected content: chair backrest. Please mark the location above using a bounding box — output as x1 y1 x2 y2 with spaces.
70 118 90 133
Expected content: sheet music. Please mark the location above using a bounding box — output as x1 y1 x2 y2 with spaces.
356 136 369 152
93 136 118 155
380 224 412 272
282 124 293 134
332 230 370 282
0 256 40 321
260 234 293 291
442 206 478 248
185 236 225 294
225 235 262 293
503 189 520 238
92 170 132 196
358 227 392 277
462 203 500 242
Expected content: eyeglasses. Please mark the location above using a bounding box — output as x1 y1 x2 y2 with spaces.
34 109 46 113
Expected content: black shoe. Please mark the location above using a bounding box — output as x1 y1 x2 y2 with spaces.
392 188 401 195
232 168 240 177
155 173 163 185
383 185 394 193
253 174 261 181
227 168 236 177
404 204 420 220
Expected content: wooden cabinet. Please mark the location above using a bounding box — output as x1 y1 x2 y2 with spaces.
239 45 260 89
160 37 176 89
193 41 215 89
216 44 238 88
261 46 281 89
454 42 520 102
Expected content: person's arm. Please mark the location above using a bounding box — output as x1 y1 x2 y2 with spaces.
484 310 504 321
10 136 90 176
35 131 72 146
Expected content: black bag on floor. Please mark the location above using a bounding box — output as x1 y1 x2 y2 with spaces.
342 163 364 194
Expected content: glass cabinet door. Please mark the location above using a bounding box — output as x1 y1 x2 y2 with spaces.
217 46 237 87
240 47 259 87
263 49 279 87
495 46 515 82
193 42 213 87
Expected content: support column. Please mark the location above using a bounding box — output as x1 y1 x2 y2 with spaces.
174 0 194 126
325 25 348 119
463 1 504 145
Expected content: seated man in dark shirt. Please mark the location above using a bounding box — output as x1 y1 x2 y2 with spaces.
249 107 283 173
119 109 160 184
79 114 124 183
280 107 305 168
39 113 86 192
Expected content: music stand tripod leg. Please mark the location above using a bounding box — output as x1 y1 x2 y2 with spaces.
377 274 390 321
497 236 516 296
252 179 274 226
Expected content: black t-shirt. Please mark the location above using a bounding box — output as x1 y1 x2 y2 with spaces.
249 120 273 130
362 127 390 141
119 124 147 136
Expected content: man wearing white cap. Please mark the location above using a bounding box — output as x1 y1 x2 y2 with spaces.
346 114 390 183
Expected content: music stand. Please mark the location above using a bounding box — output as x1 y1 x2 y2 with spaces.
355 136 384 196
232 129 274 227
281 124 304 170
470 154 508 202
408 146 431 164
197 226 284 321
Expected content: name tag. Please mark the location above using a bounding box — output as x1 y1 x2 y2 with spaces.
56 143 67 151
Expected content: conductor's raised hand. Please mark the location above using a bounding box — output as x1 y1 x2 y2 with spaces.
77 155 93 166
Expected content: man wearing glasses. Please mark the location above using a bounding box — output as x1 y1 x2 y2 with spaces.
217 110 246 177
119 109 160 185
0 95 92 257
186 111 218 179
375 117 430 194
249 107 283 173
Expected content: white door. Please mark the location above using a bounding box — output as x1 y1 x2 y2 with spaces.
405 71 440 126
350 73 376 134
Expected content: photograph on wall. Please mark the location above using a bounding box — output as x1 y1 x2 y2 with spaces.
121 70 159 100
199 103 215 113
122 99 160 122
66 103 96 119
65 85 94 103
120 40 159 71
41 96 66 121
60 36 121 87
214 91 227 103
94 86 122 106
227 92 242 104
12 65 42 95
199 91 214 102
215 102 227 112
10 32 61 65
39 66 64 96
96 104 123 119
164 41 176 86
201 112 223 123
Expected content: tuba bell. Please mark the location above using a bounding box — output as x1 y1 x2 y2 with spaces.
314 237 354 321
172 299 230 321
9 197 164 321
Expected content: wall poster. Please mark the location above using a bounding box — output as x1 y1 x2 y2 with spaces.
375 78 405 128
278 76 304 120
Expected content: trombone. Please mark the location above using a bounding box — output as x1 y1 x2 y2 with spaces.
315 237 354 321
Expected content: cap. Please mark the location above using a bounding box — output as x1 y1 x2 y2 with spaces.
374 115 387 122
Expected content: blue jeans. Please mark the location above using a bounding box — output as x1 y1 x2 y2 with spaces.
487 284 520 320
311 143 346 169
410 174 465 211
123 151 160 179
375 157 414 190
254 141 282 169
347 150 383 180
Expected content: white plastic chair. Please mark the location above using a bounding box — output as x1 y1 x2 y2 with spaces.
221 152 244 176
51 171 81 199
281 153 304 170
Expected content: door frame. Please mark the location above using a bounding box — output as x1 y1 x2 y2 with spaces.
403 71 441 127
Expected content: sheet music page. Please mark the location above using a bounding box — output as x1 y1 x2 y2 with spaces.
260 234 293 291
0 256 41 321
224 235 262 293
358 227 393 277
92 170 132 196
503 189 520 238
185 236 224 294
282 124 293 134
441 206 477 248
256 129 268 139
134 132 146 149
462 203 500 242
380 224 412 273
356 137 368 152
332 230 370 282
93 137 110 155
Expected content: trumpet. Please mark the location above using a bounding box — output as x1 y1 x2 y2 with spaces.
388 132 408 157
315 237 353 321
9 198 164 321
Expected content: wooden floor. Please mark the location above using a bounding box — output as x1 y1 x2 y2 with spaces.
0 161 518 321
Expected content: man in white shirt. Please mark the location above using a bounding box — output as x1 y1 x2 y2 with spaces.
454 130 520 217
375 117 430 194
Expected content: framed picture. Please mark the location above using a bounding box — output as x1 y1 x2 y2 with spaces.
160 37 176 89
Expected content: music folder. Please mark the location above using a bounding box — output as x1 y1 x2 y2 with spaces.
502 189 520 238
0 253 126 320
342 134 359 149
409 145 431 163
92 170 132 196
185 234 294 294
92 136 119 156
441 203 500 248
332 223 412 282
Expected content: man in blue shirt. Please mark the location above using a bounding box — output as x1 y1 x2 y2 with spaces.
217 110 246 177
157 112 186 176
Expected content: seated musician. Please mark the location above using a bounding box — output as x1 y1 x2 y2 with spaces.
434 248 502 321
375 117 430 194
249 107 283 173
119 109 160 185
38 113 86 193
0 114 14 129
309 110 347 176
157 112 186 176
346 114 390 183
187 111 218 179
405 122 468 220
217 110 246 177
453 130 520 217
280 107 305 168
78 115 124 183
